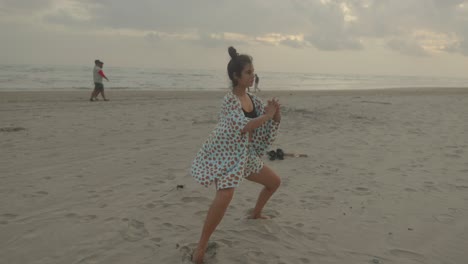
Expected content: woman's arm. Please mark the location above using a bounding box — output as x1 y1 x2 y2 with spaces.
247 96 280 154
241 99 276 133
241 113 273 134
272 107 281 123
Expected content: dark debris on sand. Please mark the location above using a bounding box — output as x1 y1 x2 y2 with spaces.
0 127 26 132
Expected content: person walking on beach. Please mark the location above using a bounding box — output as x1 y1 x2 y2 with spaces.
254 73 260 92
190 46 282 264
89 60 109 101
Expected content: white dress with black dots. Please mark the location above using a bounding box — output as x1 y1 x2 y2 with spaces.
191 92 280 190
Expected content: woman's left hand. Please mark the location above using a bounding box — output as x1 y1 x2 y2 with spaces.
270 98 281 122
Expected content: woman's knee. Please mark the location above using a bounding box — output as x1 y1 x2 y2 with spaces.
216 188 235 200
267 175 281 192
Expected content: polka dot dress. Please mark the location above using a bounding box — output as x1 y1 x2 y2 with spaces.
191 92 280 190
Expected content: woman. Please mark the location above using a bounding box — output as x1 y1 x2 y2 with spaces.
191 46 282 263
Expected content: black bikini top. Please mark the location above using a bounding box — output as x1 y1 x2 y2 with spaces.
243 94 258 118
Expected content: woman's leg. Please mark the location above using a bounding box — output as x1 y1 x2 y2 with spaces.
192 187 235 264
246 165 281 219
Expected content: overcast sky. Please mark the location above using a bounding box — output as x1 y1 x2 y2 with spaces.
1 0 468 77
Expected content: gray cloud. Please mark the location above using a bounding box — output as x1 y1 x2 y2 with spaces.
279 38 307 49
68 0 308 35
4 0 468 57
445 26 468 55
386 38 429 57
144 32 163 43
292 0 359 50
458 41 468 56
0 0 54 12
194 32 247 48
44 9 83 26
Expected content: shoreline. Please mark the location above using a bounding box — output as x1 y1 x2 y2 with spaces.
1 86 468 98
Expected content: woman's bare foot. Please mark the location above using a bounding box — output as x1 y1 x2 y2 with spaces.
191 248 205 264
250 214 270 219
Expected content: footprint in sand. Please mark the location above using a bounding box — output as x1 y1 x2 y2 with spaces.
150 237 162 247
1 213 18 224
151 237 162 243
317 233 332 242
65 213 79 218
176 225 189 231
283 226 317 241
433 214 455 224
180 241 219 264
145 203 156 209
388 167 401 172
121 219 149 242
65 213 98 222
245 249 265 258
162 222 173 228
454 149 464 155
80 215 97 222
181 197 211 203
389 249 425 263
283 226 305 238
2 213 18 219
75 254 99 264
270 198 285 204
179 243 197 263
21 191 49 198
455 185 468 191
444 146 463 159
217 238 234 247
195 210 208 217
244 208 280 219
423 181 440 192
246 229 279 241
104 217 116 222
353 187 372 196
445 153 461 159
311 195 335 207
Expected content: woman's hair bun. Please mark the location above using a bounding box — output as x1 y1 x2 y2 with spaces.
228 46 238 59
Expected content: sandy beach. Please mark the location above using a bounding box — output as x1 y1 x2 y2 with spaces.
1 88 468 264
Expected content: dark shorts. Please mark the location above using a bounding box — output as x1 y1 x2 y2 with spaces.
94 82 104 91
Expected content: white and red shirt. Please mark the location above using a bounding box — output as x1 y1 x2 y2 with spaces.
93 66 107 83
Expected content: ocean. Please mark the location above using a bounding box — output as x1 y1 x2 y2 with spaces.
0 64 467 91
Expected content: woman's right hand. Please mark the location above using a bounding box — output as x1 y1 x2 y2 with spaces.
264 100 277 119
